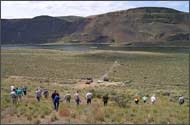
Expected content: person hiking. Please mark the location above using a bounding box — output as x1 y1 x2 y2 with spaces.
103 94 109 106
74 91 81 105
51 90 59 102
179 95 185 105
43 89 49 98
142 95 148 103
16 87 23 101
151 95 156 104
35 88 42 102
65 93 71 103
53 93 60 111
134 95 140 104
10 89 17 104
22 86 27 96
10 85 15 92
86 92 93 104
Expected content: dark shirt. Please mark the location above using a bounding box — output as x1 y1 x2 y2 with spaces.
44 90 49 95
103 95 109 102
22 87 27 91
51 92 59 100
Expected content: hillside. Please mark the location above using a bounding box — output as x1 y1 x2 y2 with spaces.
1 15 85 44
1 7 190 45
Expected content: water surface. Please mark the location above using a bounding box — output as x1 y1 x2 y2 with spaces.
1 44 190 53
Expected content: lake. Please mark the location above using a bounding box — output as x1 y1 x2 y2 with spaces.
1 44 190 53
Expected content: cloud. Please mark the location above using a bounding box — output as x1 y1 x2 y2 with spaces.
1 1 189 19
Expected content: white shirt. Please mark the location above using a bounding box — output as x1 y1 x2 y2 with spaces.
10 91 16 98
86 92 93 99
179 96 184 101
151 96 156 103
10 91 16 95
74 93 80 100
36 90 41 97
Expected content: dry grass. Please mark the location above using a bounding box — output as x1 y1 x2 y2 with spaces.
1 48 189 124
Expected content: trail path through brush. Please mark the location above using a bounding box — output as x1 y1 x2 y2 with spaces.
100 60 120 80
74 60 123 89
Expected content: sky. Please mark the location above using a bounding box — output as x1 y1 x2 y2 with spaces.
1 1 189 19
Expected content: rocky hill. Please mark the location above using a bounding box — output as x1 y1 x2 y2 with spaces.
1 7 189 45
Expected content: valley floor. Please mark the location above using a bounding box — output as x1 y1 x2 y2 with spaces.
1 48 189 124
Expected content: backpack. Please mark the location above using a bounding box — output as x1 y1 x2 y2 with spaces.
54 95 60 102
75 95 80 102
16 89 22 95
22 87 26 91
12 94 17 98
11 92 17 98
179 97 184 104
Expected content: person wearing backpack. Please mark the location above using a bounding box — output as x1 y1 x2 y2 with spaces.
151 95 156 104
51 90 58 102
86 92 93 104
142 95 148 103
43 89 49 98
53 93 60 111
10 89 17 104
74 91 81 105
134 95 140 104
22 86 27 96
65 93 71 103
35 88 42 102
16 87 24 101
179 95 185 105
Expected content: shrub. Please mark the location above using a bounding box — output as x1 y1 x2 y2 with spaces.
45 79 49 83
113 95 128 108
110 91 117 96
33 114 38 118
51 114 59 122
59 109 70 117
70 111 76 118
33 119 41 124
153 109 158 113
96 93 102 99
94 111 104 122
40 114 45 118
41 106 52 116
27 114 32 121
93 106 105 122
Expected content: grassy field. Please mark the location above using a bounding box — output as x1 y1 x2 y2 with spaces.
1 48 189 124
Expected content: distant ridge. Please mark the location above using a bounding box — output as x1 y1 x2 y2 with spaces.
1 7 189 46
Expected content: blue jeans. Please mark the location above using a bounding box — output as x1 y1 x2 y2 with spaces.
54 101 59 111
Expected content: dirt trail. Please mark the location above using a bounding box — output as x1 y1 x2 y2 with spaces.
75 80 123 89
100 60 120 80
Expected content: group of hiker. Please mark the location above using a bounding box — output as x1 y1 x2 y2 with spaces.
133 95 156 104
35 88 49 102
133 94 185 105
34 89 108 111
50 90 109 111
10 85 185 112
10 85 27 104
9 85 109 111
